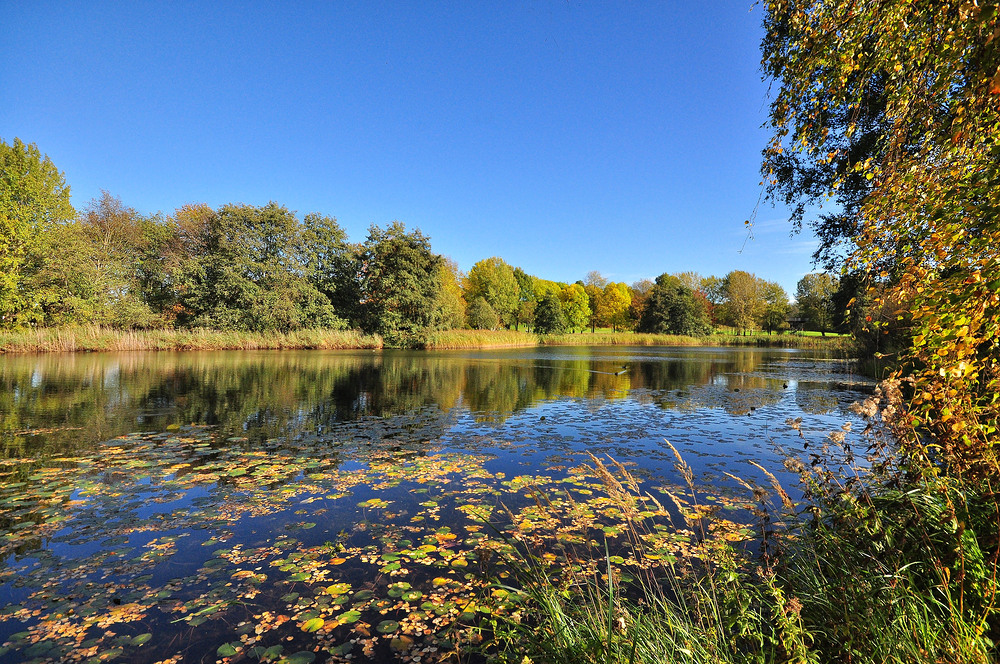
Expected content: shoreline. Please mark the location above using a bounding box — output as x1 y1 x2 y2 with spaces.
0 326 855 355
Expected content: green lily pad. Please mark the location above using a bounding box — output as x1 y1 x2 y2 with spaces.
302 618 325 632
217 642 239 657
376 619 400 634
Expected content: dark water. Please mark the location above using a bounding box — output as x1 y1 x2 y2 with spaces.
0 347 872 663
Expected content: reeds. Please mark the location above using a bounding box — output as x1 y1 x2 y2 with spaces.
420 329 540 349
540 333 704 346
0 326 855 354
0 326 383 353
488 424 998 663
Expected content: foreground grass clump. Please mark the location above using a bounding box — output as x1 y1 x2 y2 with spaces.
0 326 383 353
488 391 999 664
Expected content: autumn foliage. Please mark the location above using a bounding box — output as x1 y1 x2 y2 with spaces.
763 0 1000 475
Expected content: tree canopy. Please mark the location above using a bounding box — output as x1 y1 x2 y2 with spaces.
0 137 75 326
637 274 711 336
796 273 838 336
719 271 765 334
559 283 591 332
464 257 519 328
357 222 441 338
534 292 567 334
762 0 1000 472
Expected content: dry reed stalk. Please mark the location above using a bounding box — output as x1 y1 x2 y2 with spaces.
749 461 794 511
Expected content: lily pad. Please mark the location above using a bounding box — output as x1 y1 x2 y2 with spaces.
301 618 325 632
376 619 400 634
217 642 239 657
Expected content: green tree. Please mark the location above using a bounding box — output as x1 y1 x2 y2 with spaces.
358 222 441 338
719 270 765 334
700 275 725 306
299 213 358 322
79 192 169 327
534 292 567 334
466 296 499 330
602 282 632 332
0 137 75 326
22 192 173 328
173 202 340 331
464 257 519 328
512 267 537 331
637 273 712 336
559 283 591 332
760 281 790 335
433 257 466 330
21 220 97 326
796 273 839 336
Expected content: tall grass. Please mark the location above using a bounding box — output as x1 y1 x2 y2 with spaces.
540 332 704 346
698 334 854 351
488 392 999 664
420 329 540 349
423 330 853 350
0 326 855 354
0 326 383 353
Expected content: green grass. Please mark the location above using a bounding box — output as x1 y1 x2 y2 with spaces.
0 326 383 353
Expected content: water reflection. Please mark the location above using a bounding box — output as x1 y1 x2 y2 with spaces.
0 347 875 664
0 347 867 459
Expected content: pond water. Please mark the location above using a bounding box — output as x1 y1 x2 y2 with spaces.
0 347 872 663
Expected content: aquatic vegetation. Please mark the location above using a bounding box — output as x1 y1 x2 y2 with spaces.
0 348 878 663
0 425 761 663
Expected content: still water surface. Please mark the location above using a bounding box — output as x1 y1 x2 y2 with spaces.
0 347 871 663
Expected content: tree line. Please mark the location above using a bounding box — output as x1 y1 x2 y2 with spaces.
1 137 843 339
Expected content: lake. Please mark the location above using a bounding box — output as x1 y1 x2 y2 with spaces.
0 346 872 663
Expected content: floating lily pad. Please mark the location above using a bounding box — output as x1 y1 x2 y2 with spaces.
217 642 239 657
337 609 362 623
301 618 325 632
376 619 400 634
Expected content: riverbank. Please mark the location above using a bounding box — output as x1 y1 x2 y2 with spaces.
0 326 855 354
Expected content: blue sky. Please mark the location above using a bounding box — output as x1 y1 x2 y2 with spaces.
1 1 821 296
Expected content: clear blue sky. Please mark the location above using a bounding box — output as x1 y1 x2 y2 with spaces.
1 1 821 297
